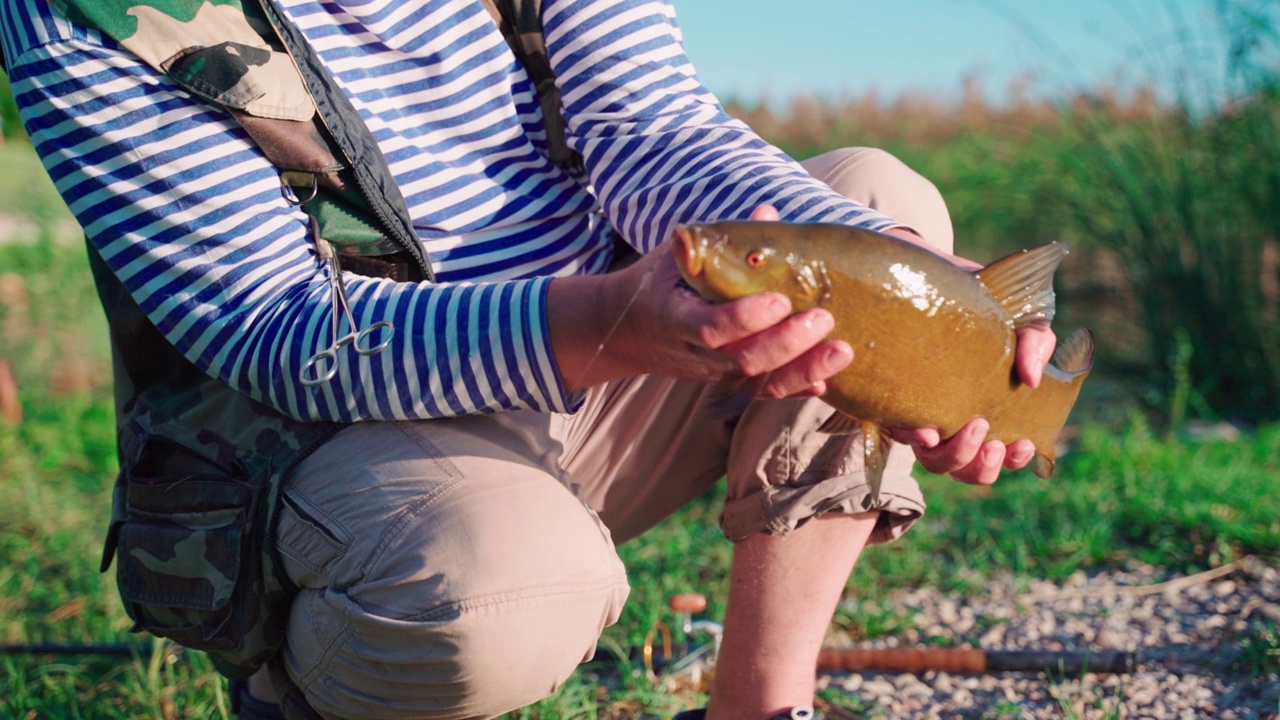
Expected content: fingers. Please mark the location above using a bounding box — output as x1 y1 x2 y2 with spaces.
890 426 941 449
784 381 827 399
749 204 781 222
669 288 792 349
756 340 853 398
719 308 837 376
1003 439 1036 470
668 294 851 392
907 419 1039 485
1015 320 1057 388
705 307 852 396
950 440 1006 485
912 418 989 476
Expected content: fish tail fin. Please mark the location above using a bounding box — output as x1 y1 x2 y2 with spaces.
1017 328 1096 479
977 242 1071 329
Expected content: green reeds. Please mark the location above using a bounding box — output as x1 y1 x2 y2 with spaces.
1059 2 1280 423
724 3 1280 424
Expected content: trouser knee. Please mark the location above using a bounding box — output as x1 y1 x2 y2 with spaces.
286 537 629 719
276 420 631 719
286 580 628 719
801 146 954 254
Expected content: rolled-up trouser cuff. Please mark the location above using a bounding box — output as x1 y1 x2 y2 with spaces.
719 467 926 543
721 392 928 543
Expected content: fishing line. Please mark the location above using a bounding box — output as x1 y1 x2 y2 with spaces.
570 262 653 389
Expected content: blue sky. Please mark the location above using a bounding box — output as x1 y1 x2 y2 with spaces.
672 0 1233 105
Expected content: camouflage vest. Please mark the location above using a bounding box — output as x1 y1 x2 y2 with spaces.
40 0 578 680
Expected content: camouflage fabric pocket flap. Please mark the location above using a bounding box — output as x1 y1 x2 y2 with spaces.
118 521 243 612
111 433 271 653
50 0 314 122
165 39 314 122
117 471 252 612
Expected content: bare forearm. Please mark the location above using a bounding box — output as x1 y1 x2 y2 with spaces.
547 272 629 393
546 236 852 398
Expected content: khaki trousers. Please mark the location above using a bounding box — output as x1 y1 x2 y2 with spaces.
274 147 955 720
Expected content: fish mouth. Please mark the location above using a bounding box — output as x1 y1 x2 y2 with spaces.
673 225 704 279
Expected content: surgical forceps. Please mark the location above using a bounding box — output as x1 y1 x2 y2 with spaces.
299 236 394 387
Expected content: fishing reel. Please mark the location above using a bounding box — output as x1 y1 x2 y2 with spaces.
641 592 724 686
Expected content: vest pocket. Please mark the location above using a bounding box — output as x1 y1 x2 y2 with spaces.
109 435 269 653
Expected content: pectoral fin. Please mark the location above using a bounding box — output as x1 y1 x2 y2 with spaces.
861 421 893 510
818 409 861 434
977 242 1070 328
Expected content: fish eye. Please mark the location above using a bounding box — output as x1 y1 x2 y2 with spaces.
746 250 766 268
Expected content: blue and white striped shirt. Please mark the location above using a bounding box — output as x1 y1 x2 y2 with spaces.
0 0 898 422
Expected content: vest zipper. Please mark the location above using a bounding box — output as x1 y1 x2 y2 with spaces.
255 0 434 283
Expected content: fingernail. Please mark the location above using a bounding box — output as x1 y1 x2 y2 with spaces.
809 310 835 333
825 343 852 366
768 297 790 319
916 430 940 449
982 445 1000 465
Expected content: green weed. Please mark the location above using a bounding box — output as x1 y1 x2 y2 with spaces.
1237 622 1280 679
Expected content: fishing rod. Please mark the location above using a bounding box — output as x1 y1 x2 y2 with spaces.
816 646 1135 676
6 592 1137 679
0 642 178 658
5 638 1135 678
636 593 1137 679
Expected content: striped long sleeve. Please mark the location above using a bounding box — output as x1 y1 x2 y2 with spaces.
1 0 603 422
545 0 899 253
1 0 900 424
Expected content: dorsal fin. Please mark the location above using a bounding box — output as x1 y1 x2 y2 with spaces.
1050 328 1096 375
977 242 1070 328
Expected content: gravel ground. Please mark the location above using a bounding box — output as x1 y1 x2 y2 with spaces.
817 559 1280 719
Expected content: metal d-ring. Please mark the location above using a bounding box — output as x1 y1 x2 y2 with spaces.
280 171 319 206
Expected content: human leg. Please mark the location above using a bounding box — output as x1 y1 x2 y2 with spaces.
707 147 954 719
268 416 630 720
248 148 955 720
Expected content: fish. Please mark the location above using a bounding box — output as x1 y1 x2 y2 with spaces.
672 221 1095 509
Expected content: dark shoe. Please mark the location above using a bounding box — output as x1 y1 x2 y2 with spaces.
673 707 817 720
230 679 287 720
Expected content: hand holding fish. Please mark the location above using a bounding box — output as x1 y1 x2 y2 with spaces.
861 225 1059 485
672 213 1095 505
547 230 855 397
891 317 1057 485
755 207 1064 487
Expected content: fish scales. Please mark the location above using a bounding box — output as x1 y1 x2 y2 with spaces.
673 221 1094 508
